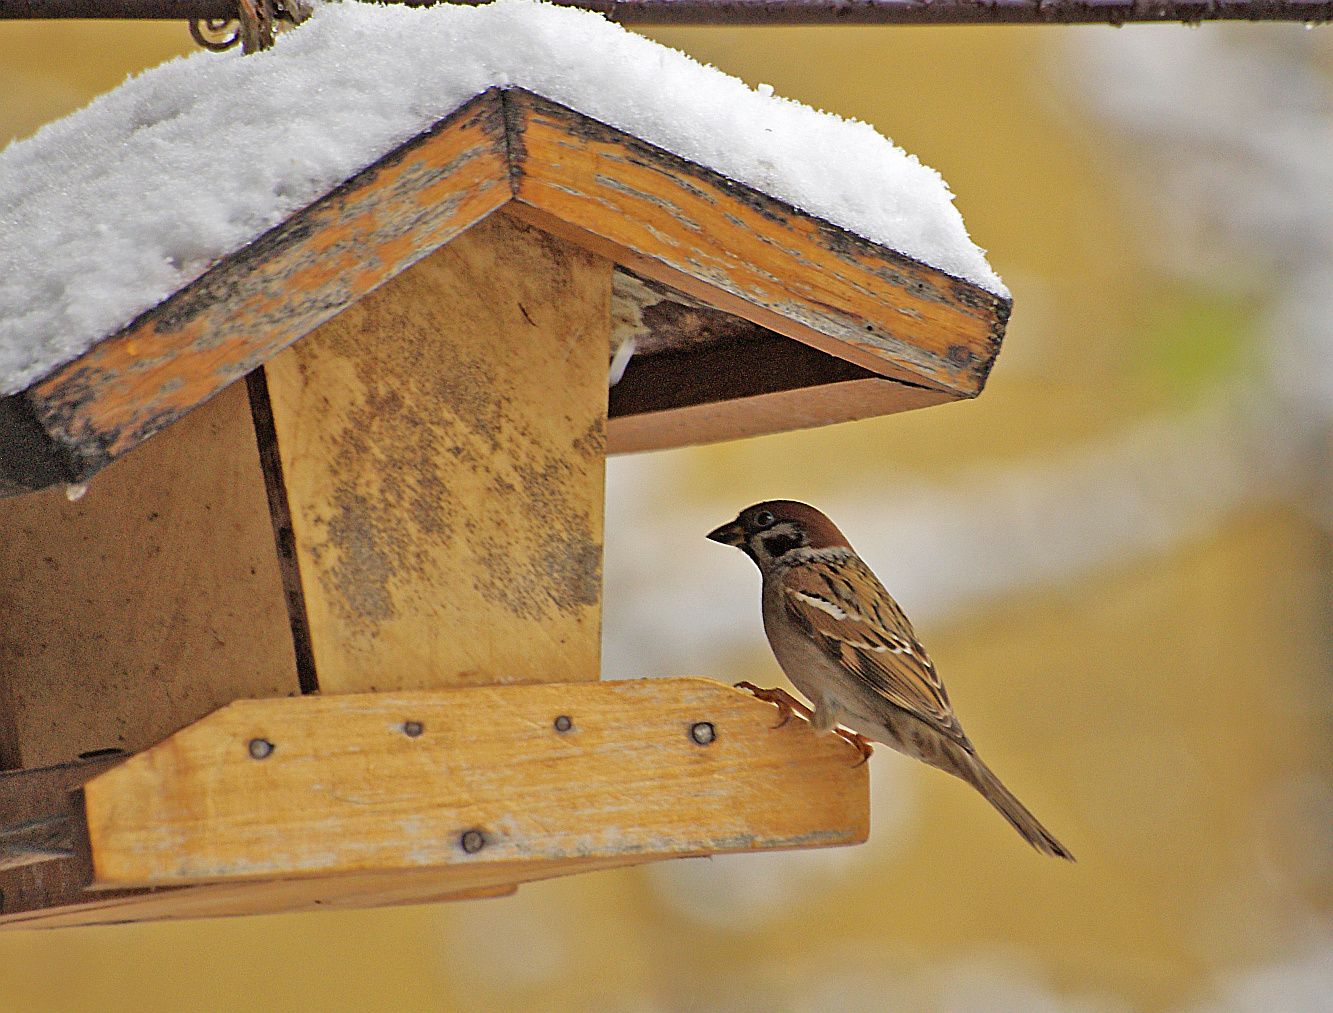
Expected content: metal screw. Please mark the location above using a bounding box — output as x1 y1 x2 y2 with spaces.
554 715 572 732
460 829 485 854
248 738 274 759
690 722 716 746
404 720 424 738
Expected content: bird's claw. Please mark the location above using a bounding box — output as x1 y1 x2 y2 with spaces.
836 729 875 767
733 682 871 765
733 681 813 729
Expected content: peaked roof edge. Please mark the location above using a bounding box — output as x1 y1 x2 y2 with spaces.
0 88 1009 495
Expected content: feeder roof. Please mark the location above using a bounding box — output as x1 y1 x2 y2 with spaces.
0 0 1004 398
0 1 1014 496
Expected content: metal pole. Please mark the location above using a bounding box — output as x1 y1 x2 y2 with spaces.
0 0 1328 25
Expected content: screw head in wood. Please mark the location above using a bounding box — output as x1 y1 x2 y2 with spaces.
404 720 424 738
554 715 572 732
460 829 485 854
248 738 274 759
690 722 716 746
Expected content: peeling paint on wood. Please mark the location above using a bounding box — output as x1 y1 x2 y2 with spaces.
504 90 1008 396
6 88 1007 495
25 90 512 479
82 678 869 889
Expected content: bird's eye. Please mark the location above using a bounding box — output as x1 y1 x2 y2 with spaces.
753 510 776 528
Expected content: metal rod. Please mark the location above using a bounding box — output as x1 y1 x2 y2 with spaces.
2 0 1330 23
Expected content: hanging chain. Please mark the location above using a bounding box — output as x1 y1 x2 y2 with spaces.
190 0 312 54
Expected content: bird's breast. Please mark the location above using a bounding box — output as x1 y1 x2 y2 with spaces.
761 577 838 704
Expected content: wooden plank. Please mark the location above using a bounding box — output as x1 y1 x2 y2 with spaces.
610 377 952 454
0 871 520 931
0 381 302 769
23 89 512 482
612 325 891 415
0 754 529 928
1 874 522 931
263 208 610 694
503 90 1008 399
2 88 1008 497
609 267 775 358
606 269 957 451
82 678 869 889
0 756 123 919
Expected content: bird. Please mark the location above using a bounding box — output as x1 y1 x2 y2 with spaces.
707 499 1074 861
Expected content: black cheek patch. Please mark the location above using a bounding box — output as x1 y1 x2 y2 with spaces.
762 533 802 558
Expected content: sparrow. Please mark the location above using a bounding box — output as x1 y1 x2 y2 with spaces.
708 500 1074 861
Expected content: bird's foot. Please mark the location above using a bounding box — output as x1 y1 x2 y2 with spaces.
835 728 875 767
733 682 813 729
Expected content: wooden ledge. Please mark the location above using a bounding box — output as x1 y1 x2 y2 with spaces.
82 679 868 893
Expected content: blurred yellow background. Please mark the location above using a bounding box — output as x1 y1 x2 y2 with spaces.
3 14 1331 1013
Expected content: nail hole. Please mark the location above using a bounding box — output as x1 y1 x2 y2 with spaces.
460 829 485 854
248 738 274 759
690 722 716 746
404 720 424 738
554 715 572 733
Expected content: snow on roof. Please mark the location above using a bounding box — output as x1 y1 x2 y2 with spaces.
0 0 1007 398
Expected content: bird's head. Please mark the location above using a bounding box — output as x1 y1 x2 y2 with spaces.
707 500 852 572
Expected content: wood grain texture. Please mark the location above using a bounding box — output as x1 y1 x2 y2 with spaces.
504 90 1008 397
0 869 519 930
0 381 301 769
604 268 960 449
264 209 610 694
83 678 868 888
5 88 1006 493
610 377 953 454
0 754 526 928
611 327 879 415
0 756 121 919
26 90 512 479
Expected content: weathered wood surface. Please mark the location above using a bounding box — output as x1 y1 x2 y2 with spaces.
611 377 951 454
0 756 525 928
83 678 869 889
605 273 955 449
505 90 1007 396
0 755 122 920
23 91 512 481
5 89 1006 495
1 872 520 931
1 870 519 931
264 209 610 694
0 381 301 770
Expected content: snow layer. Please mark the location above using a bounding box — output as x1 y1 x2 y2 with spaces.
0 0 1005 397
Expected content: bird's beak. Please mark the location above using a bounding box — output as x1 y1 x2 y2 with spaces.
706 518 745 547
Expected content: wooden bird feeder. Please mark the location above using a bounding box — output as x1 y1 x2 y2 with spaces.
0 86 1008 928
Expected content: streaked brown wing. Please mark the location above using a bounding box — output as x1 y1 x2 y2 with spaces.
781 558 969 745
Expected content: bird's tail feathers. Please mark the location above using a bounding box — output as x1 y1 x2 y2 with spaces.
956 750 1075 862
